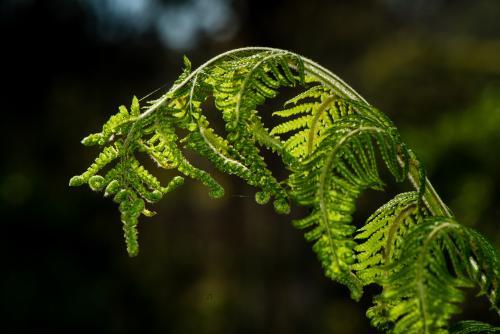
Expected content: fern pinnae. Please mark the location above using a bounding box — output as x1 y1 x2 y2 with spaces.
232 52 302 126
317 129 385 219
375 218 500 333
186 125 251 180
272 102 316 118
285 129 311 158
289 121 403 298
353 192 421 284
415 221 458 333
284 84 328 106
270 115 311 135
247 113 285 155
383 203 418 263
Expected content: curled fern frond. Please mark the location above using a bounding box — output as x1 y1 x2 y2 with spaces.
70 47 499 331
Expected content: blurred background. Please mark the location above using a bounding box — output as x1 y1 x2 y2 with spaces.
1 0 500 333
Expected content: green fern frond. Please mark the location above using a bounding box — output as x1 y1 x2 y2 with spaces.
370 217 500 333
354 191 424 284
289 108 409 300
270 84 359 159
70 47 499 331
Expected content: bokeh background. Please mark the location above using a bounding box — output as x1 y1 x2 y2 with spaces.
2 0 500 333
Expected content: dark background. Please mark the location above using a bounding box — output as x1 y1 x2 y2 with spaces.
2 0 500 333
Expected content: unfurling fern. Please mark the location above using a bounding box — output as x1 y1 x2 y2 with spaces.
70 47 500 333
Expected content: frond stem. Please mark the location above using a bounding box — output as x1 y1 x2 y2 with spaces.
307 95 335 156
404 150 452 218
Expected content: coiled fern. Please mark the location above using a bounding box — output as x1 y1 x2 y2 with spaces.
69 47 500 333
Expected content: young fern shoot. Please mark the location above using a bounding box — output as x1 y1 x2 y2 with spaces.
70 47 500 333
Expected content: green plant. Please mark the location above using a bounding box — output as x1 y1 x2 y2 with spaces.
69 47 499 333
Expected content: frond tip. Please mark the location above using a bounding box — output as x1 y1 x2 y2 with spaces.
70 47 500 331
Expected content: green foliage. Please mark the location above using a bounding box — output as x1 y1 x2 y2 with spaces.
450 320 500 334
354 191 424 284
70 47 500 332
367 217 500 333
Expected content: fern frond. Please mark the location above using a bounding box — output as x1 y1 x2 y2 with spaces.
370 217 500 333
70 47 499 331
354 191 424 284
270 84 349 159
289 108 409 300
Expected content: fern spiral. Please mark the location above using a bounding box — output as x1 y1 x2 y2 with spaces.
70 47 500 333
